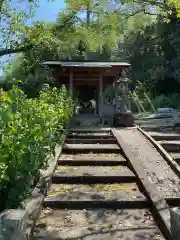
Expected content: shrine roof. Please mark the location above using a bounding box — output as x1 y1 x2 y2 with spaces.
42 61 131 68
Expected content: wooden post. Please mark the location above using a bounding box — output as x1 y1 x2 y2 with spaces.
69 71 73 96
96 86 99 115
99 74 103 122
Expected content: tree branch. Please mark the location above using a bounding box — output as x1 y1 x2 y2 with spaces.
134 0 168 8
124 8 157 19
0 44 34 57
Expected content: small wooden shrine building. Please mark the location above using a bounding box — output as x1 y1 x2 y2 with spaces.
43 61 131 124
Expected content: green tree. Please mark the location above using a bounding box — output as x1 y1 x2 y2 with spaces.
0 0 55 57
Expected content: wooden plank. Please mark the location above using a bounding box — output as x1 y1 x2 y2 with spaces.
138 127 180 180
112 128 173 240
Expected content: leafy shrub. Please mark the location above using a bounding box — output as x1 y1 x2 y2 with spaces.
144 93 180 111
0 85 74 210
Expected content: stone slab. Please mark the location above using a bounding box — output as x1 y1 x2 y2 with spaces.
67 134 113 139
157 140 180 153
66 138 117 144
33 209 165 240
52 166 136 183
44 183 147 209
149 132 180 141
63 144 121 154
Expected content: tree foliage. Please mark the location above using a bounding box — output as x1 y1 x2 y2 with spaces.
0 0 56 58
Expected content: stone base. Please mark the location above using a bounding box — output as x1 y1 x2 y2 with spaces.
71 114 101 127
170 208 180 240
0 209 27 240
113 112 135 127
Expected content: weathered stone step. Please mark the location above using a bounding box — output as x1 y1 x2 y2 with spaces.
69 128 111 134
169 153 180 163
65 138 117 144
34 209 165 240
157 140 180 152
149 132 180 141
44 183 147 209
141 125 174 132
58 157 127 166
62 144 121 154
60 153 123 159
67 134 112 139
58 153 127 165
52 166 135 183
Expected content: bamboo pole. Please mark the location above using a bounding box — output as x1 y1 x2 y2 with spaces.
144 92 156 113
133 91 146 113
137 81 156 113
130 91 142 114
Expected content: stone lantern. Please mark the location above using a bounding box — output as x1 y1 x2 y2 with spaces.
114 70 134 127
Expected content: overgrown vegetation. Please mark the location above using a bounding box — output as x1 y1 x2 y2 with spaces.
0 86 74 210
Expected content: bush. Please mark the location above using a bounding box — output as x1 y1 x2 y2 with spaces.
0 85 74 210
131 91 180 113
147 93 180 111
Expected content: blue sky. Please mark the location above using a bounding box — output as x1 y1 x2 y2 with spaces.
34 0 66 22
0 0 66 76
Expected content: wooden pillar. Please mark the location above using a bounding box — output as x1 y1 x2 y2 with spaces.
95 85 99 115
99 74 103 121
69 71 73 96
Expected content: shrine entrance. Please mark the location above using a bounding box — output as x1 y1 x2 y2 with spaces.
42 61 133 126
75 86 97 114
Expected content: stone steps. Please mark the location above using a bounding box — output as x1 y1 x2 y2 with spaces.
157 140 180 153
149 131 180 141
62 143 121 154
44 183 147 209
52 166 136 184
65 138 117 144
